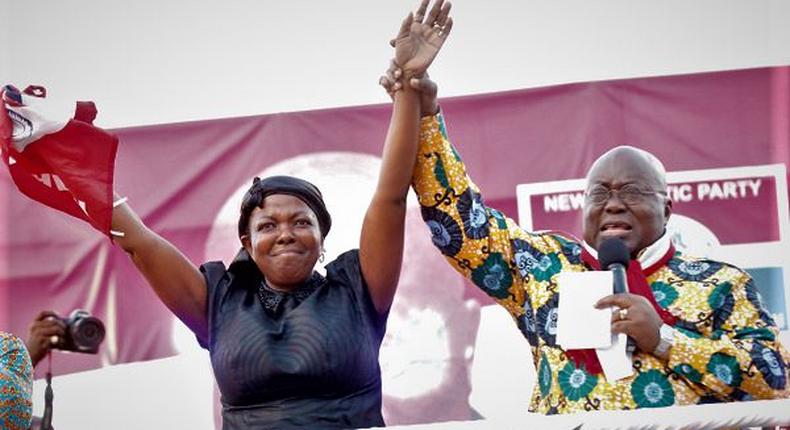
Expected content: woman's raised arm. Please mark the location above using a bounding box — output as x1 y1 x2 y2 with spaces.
359 0 452 315
112 196 207 340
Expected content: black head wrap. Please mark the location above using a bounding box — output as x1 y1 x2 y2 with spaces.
237 175 332 240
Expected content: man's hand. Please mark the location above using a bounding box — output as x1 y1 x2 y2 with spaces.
391 0 453 80
25 310 66 367
379 60 439 117
596 293 663 355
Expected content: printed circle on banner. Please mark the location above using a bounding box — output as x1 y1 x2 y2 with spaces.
200 152 452 402
204 152 382 270
666 214 720 258
174 152 384 355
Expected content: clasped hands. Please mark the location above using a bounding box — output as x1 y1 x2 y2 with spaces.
379 0 451 117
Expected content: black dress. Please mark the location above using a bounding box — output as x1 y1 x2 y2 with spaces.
199 249 388 429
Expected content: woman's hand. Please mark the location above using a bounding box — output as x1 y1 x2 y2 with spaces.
392 0 453 79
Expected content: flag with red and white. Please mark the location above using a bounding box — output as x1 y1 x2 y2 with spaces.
0 85 117 236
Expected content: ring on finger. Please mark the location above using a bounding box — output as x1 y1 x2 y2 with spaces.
618 307 629 321
50 335 59 345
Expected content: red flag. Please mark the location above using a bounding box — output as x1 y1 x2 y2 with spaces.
0 85 118 236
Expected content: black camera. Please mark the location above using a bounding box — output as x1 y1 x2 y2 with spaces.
54 310 106 354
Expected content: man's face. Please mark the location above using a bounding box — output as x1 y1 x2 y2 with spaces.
582 150 671 257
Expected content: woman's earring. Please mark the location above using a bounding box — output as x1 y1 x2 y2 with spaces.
319 252 325 263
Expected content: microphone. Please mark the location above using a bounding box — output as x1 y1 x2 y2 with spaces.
597 237 636 353
598 238 630 295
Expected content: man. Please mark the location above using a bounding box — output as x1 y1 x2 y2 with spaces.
380 71 790 413
1 332 33 429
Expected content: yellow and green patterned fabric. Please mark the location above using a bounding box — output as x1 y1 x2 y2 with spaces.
411 113 790 413
1 332 33 429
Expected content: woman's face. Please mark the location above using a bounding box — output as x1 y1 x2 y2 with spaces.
241 194 322 291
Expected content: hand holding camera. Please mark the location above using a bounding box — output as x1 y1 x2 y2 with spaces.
26 310 106 367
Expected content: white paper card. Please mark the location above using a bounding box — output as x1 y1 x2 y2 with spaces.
555 271 613 349
596 332 634 381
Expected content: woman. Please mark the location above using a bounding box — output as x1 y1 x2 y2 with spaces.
105 1 452 428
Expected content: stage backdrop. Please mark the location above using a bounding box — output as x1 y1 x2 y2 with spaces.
1 65 789 425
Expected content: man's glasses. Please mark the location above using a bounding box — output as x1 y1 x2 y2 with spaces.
585 184 667 206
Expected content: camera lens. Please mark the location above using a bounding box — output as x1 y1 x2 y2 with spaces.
70 316 106 352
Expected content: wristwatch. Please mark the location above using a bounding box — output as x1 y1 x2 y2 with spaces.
653 323 675 359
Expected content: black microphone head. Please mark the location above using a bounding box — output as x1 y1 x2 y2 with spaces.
598 238 630 269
